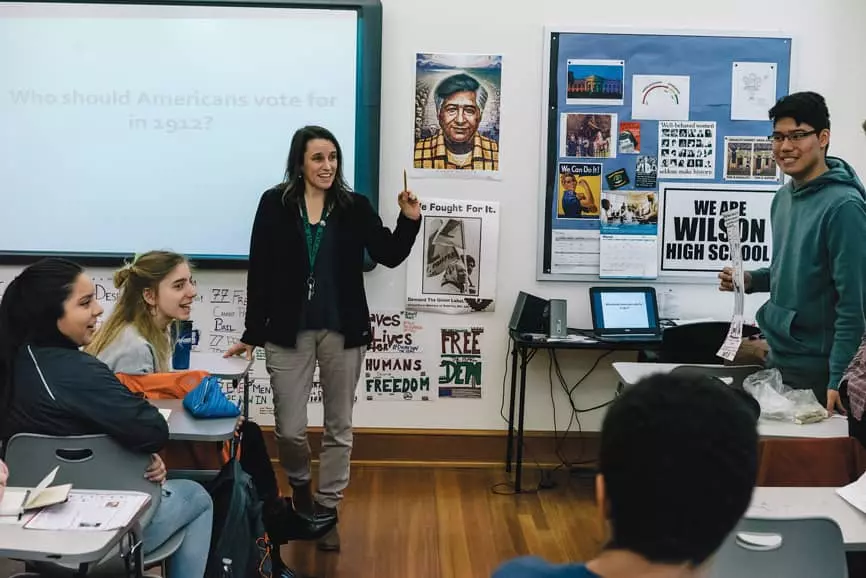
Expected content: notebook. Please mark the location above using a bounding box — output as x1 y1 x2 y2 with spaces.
589 286 663 342
0 466 72 516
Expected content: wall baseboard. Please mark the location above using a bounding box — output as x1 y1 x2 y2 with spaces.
260 426 600 469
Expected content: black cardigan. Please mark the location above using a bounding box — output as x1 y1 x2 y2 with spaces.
241 186 421 349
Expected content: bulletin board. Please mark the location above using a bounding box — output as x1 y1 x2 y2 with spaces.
535 27 792 283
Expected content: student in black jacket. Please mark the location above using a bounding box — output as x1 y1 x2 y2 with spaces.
0 258 213 578
225 125 421 551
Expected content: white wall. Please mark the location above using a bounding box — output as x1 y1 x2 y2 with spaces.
2 0 864 432
364 0 866 431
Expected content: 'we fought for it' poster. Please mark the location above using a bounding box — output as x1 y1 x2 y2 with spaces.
405 198 500 314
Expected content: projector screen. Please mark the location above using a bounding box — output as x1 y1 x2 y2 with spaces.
0 0 381 264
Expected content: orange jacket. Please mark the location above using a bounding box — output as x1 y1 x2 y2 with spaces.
115 370 210 400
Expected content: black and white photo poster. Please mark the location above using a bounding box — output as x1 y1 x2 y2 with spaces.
660 184 774 273
658 121 716 179
635 155 658 189
406 198 500 314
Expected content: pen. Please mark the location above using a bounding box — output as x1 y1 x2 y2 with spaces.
18 489 30 521
403 169 408 193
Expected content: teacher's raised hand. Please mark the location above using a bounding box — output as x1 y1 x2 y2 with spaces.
398 189 421 221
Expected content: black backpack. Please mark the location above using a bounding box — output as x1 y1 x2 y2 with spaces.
204 457 276 578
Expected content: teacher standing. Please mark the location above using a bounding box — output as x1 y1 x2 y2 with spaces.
225 125 421 551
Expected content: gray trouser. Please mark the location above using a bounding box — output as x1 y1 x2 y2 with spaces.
265 331 365 508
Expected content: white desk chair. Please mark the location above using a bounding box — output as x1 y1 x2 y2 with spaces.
4 434 185 577
710 517 848 578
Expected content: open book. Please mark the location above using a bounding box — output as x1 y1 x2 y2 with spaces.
0 466 72 517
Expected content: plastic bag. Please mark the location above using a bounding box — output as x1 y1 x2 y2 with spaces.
742 368 828 424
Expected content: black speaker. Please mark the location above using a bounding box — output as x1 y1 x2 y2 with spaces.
509 291 549 334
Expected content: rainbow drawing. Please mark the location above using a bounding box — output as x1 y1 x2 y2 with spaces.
641 81 681 104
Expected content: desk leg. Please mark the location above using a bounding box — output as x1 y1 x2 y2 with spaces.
515 346 529 493
226 377 241 458
128 525 144 578
243 375 250 420
505 341 519 473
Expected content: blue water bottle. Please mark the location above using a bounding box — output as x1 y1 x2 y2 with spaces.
172 320 194 370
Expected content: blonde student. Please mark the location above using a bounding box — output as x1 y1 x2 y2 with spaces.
87 250 196 374
87 250 335 563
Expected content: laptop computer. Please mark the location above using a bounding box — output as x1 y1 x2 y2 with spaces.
588 286 663 342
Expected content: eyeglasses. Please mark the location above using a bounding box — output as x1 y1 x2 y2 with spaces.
768 130 817 144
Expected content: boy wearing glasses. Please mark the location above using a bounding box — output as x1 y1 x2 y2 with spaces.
719 91 866 415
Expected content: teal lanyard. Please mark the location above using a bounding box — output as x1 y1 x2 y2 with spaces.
300 201 331 300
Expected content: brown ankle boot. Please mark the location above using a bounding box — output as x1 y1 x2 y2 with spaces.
314 502 340 552
290 482 314 517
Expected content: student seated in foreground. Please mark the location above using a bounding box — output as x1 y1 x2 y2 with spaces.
0 258 213 578
493 372 759 578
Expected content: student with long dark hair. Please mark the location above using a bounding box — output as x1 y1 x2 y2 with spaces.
225 125 421 550
0 258 213 577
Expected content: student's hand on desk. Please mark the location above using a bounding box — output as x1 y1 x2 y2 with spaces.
827 389 846 416
718 267 752 292
224 341 254 360
145 454 167 485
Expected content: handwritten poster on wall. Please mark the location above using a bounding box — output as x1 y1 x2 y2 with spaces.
365 310 431 402
364 357 431 402
202 286 286 422
660 184 774 273
438 327 484 399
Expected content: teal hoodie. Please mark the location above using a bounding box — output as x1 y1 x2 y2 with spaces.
751 157 866 390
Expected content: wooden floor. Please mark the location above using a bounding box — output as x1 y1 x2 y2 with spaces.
281 466 602 578
0 466 603 578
